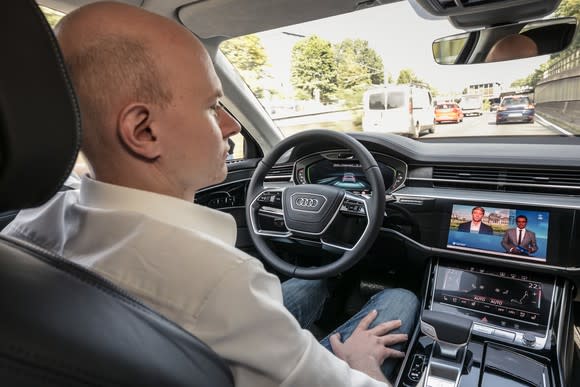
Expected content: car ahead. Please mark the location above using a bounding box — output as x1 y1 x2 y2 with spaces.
362 84 435 139
3 1 580 387
489 97 501 112
496 96 535 124
434 102 463 124
459 94 483 116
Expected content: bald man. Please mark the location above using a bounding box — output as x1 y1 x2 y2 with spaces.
3 2 418 386
485 34 538 63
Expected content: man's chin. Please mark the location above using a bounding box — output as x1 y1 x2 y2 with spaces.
215 167 228 184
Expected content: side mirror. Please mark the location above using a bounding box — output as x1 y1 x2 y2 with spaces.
433 17 577 65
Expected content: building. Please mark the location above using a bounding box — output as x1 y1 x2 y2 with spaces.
468 82 502 99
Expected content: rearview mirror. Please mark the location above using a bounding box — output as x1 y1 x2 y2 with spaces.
433 17 577 65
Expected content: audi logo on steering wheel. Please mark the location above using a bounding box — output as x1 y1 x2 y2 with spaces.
295 197 319 208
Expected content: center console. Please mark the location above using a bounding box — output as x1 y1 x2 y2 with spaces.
392 199 573 387
431 262 555 351
397 260 560 387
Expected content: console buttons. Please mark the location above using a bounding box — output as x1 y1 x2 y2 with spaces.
340 199 366 216
408 354 426 382
257 191 282 207
522 333 537 346
473 324 494 335
493 329 515 342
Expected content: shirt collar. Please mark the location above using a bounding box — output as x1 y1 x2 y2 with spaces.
79 176 237 246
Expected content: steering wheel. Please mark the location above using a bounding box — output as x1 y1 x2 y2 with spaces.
245 130 385 279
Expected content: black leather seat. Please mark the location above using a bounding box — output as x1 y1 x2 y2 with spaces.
0 1 233 386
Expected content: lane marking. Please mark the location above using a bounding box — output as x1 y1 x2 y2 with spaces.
536 114 574 136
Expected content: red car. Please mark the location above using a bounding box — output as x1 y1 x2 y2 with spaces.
435 103 464 123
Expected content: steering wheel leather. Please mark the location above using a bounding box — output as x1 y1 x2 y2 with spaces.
246 130 385 279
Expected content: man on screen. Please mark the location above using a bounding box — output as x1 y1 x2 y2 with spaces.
457 207 494 235
501 215 538 256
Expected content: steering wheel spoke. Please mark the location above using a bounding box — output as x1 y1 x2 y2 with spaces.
339 193 369 217
249 188 291 237
320 193 371 251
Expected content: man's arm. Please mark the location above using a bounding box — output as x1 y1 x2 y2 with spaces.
481 223 493 235
191 257 390 387
528 231 538 253
501 230 513 252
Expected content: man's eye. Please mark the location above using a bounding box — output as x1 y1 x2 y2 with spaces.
209 104 219 116
210 102 222 113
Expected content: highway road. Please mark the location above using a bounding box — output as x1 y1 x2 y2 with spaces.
276 110 571 138
422 112 567 138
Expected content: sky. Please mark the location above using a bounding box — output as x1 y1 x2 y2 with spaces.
255 1 549 96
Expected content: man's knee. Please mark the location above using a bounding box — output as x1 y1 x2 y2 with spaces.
371 288 419 327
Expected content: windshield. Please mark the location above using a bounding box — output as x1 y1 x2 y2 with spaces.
220 0 579 139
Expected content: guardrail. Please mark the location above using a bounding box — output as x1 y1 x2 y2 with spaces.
543 50 580 79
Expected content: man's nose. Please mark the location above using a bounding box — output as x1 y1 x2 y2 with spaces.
219 108 241 138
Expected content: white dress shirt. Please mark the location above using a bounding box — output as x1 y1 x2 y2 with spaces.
2 176 387 387
469 222 481 233
517 228 526 244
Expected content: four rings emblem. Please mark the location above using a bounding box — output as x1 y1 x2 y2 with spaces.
295 197 319 208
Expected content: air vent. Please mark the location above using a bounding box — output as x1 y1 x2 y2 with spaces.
436 0 457 9
460 0 505 7
265 163 293 182
430 166 580 194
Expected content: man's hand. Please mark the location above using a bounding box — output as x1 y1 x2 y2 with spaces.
329 309 408 383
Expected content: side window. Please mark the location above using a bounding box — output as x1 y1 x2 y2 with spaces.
227 132 246 160
368 93 385 110
387 92 405 109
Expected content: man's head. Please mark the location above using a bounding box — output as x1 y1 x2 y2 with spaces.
516 215 528 230
55 2 240 200
471 207 485 223
485 34 538 63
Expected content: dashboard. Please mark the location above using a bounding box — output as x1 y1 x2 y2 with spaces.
211 132 580 386
293 150 407 194
278 133 580 276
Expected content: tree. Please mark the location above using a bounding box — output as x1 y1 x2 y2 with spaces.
553 0 580 55
511 63 549 88
333 39 384 107
221 35 269 98
555 0 580 20
335 39 384 86
291 36 338 103
396 68 423 85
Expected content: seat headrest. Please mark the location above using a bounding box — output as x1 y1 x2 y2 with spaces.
0 0 81 212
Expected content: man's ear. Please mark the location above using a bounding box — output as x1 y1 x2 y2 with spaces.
116 103 161 160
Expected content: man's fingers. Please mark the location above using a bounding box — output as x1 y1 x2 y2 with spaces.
329 333 343 356
384 348 406 359
355 309 378 331
369 319 402 336
380 333 408 347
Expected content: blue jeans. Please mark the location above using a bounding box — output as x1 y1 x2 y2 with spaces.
282 278 419 381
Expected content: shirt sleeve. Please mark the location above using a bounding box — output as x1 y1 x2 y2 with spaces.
187 258 388 387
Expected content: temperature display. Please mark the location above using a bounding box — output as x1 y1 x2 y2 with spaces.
433 264 554 326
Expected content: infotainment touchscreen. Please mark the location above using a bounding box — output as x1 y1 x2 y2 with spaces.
447 204 549 262
432 263 554 334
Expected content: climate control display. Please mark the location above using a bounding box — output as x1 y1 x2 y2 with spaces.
432 263 554 327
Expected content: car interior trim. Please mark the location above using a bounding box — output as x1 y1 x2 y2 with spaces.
394 187 580 210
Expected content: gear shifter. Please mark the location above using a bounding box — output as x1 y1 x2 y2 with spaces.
420 310 473 387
